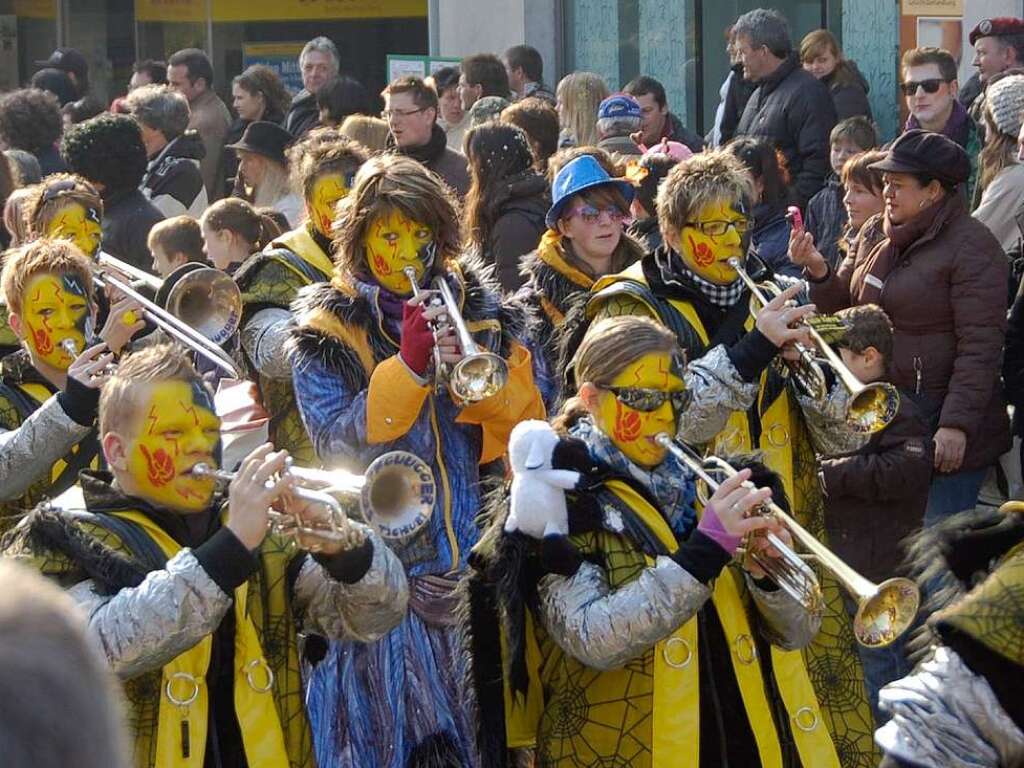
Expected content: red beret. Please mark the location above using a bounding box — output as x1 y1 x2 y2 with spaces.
970 17 1024 45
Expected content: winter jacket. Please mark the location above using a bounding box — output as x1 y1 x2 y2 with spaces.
720 63 756 146
809 196 1011 472
283 89 319 139
805 177 847 270
736 54 837 206
823 63 873 121
101 187 164 274
750 203 795 278
904 101 982 204
393 123 470 198
820 393 933 582
186 89 231 202
662 111 705 154
1003 276 1024 452
483 169 550 292
596 134 642 159
35 144 67 176
140 130 209 219
973 161 1024 252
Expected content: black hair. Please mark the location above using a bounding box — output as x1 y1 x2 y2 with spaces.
463 122 535 248
61 98 105 126
316 76 372 124
168 48 214 87
133 59 167 86
624 75 667 108
0 89 62 156
61 113 148 194
431 66 461 94
504 45 544 82
461 53 510 98
635 153 680 217
30 68 76 107
726 136 790 210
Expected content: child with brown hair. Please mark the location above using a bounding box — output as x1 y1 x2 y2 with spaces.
146 215 205 278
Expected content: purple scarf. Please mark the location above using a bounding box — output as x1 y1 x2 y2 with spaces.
905 99 971 149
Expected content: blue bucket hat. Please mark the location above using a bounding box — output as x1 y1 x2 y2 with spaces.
546 154 635 229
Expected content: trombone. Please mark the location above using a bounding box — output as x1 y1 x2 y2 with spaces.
93 253 242 379
189 449 435 548
655 434 920 648
403 266 509 402
728 257 899 434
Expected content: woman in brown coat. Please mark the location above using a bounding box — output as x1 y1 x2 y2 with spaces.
791 129 1010 526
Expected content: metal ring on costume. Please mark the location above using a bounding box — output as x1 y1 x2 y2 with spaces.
662 637 692 669
766 423 789 448
792 706 819 732
244 658 275 693
165 672 200 708
732 634 757 665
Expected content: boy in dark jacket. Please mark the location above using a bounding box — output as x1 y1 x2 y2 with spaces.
818 303 933 726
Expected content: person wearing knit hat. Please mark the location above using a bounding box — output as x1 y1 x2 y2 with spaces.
974 72 1024 250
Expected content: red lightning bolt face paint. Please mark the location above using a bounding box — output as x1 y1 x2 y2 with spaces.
363 209 435 295
127 380 221 512
309 174 350 238
20 272 89 371
678 199 747 285
45 203 102 258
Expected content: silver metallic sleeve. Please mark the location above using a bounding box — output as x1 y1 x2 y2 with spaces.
677 344 760 445
241 307 294 380
0 394 92 501
745 573 820 650
875 646 1024 768
67 549 232 680
794 383 870 456
536 556 712 671
292 527 409 643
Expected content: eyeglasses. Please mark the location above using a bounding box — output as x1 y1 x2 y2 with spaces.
382 107 427 119
900 79 949 96
683 219 750 237
566 205 626 224
606 386 691 413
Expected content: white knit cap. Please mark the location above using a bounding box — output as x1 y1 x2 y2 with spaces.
986 74 1024 137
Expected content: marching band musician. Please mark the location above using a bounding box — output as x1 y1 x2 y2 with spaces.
584 150 879 763
288 154 547 767
466 316 835 768
1 342 408 768
0 239 139 527
232 128 368 466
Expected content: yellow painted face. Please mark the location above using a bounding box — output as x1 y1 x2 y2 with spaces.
595 351 686 468
309 173 350 238
127 380 222 512
364 209 435 296
21 272 90 371
678 199 747 285
46 202 102 258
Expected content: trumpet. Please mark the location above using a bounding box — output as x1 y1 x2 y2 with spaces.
190 450 435 547
403 267 509 402
94 254 243 379
728 257 899 434
655 434 920 648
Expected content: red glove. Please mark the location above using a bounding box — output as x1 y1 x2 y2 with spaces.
399 301 435 377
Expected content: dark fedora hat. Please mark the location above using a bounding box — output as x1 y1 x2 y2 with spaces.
869 129 970 187
225 121 293 164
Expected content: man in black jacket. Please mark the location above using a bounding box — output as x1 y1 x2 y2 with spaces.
733 8 837 206
285 37 339 139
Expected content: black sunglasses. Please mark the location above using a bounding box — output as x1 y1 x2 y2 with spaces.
900 78 949 96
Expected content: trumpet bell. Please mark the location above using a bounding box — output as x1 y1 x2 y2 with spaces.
165 268 243 346
848 381 900 435
450 352 509 402
361 451 436 539
853 577 920 648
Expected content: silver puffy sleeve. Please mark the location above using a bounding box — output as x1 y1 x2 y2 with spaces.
794 383 870 457
536 556 712 671
677 344 760 445
746 573 820 650
67 550 232 680
875 646 1024 768
292 528 408 643
0 394 92 501
240 307 294 380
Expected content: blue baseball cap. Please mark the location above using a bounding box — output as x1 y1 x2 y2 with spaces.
546 155 635 229
597 94 642 121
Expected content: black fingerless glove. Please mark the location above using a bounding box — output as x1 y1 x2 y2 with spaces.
57 374 101 427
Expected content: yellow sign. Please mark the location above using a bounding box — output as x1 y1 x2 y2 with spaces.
901 0 962 15
14 0 56 19
135 0 427 22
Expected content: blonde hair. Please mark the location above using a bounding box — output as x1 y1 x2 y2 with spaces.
1 238 94 316
98 343 207 437
555 72 609 147
2 186 36 248
554 316 679 432
657 151 754 245
339 115 390 153
248 153 292 209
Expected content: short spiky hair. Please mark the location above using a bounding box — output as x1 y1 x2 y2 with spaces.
99 343 208 436
25 173 103 241
287 127 370 204
657 150 754 242
332 154 461 286
1 238 95 316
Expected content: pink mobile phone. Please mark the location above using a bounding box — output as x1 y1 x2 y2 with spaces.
786 205 804 232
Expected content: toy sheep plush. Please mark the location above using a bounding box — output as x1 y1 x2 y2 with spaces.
504 419 585 575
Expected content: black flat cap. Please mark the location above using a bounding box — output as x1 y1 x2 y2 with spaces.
869 129 970 186
225 121 293 165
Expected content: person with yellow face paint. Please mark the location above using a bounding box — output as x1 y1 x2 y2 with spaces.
0 239 140 527
586 150 880 766
289 154 548 768
2 342 408 768
232 129 368 466
465 315 833 768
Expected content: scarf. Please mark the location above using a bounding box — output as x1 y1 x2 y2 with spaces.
906 99 972 149
655 248 746 307
860 193 961 304
396 123 448 165
569 415 696 537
